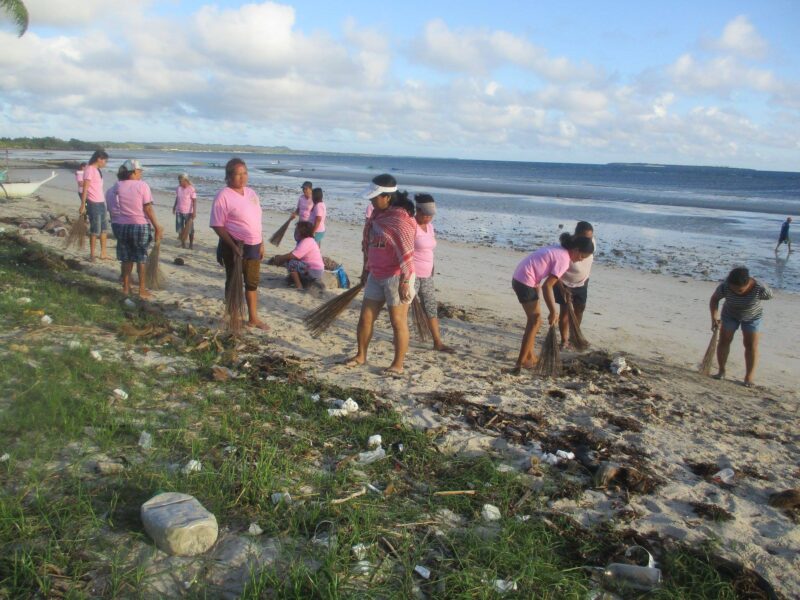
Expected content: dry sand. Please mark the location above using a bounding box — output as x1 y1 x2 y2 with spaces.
3 167 799 596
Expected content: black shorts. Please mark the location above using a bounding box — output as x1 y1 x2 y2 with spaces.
554 281 588 306
512 278 538 304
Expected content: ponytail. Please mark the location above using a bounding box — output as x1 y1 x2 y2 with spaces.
560 233 594 254
390 190 415 217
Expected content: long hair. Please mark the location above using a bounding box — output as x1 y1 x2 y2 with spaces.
88 149 109 165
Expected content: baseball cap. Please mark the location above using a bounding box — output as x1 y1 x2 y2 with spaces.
122 159 144 171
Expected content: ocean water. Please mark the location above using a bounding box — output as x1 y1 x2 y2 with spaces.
22 149 800 293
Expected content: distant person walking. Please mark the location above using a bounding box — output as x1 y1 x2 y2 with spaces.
709 266 773 387
309 187 326 247
75 162 87 200
105 159 163 298
774 217 792 253
80 149 110 261
210 158 268 330
509 234 594 373
172 173 197 249
554 221 595 349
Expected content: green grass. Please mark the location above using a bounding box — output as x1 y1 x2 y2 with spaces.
0 234 756 598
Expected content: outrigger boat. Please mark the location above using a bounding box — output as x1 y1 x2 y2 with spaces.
0 171 57 199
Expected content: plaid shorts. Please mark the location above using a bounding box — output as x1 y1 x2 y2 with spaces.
175 212 194 235
286 259 323 283
115 223 152 263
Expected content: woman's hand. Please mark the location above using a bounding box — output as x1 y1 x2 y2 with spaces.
259 243 265 260
155 226 164 242
399 281 411 302
548 311 557 326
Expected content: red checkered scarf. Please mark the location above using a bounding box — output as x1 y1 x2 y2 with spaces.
363 206 417 279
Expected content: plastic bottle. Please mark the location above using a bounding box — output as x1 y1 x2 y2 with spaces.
603 563 662 591
712 468 735 484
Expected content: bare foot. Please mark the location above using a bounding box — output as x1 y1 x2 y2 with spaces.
139 290 152 300
434 344 455 353
712 372 725 380
343 356 366 368
502 366 522 375
100 255 113 261
247 320 270 331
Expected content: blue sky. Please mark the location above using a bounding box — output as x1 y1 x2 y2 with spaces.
1 0 798 170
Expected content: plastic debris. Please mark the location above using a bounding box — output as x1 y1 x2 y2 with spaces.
327 397 359 417
610 357 629 375
414 565 431 579
367 434 382 448
556 450 575 460
112 388 129 400
271 492 292 505
182 459 202 474
41 315 53 325
310 393 321 402
0 453 10 462
223 445 237 455
138 431 153 449
67 340 81 349
357 446 386 464
516 514 531 522
247 522 263 536
602 545 661 593
16 297 32 304
90 350 103 361
351 543 369 560
493 579 518 593
481 504 502 521
351 560 372 575
124 298 136 308
540 453 561 466
712 468 735 485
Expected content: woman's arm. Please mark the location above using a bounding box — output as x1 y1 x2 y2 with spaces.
211 226 242 255
542 275 559 325
709 289 722 329
143 204 164 241
313 216 322 233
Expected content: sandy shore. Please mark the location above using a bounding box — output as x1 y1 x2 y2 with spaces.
3 167 800 596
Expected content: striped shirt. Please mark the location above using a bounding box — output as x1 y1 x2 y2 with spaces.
715 280 773 321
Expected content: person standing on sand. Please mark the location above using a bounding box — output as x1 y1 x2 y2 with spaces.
309 187 326 247
290 181 314 223
509 234 594 374
554 221 595 349
210 158 268 331
105 160 163 299
774 217 792 253
413 193 453 353
709 266 773 387
346 173 417 376
80 149 110 261
271 221 325 291
172 173 197 249
75 163 87 201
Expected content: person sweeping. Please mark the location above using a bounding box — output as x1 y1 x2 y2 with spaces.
709 266 773 387
210 158 268 331
554 221 595 349
509 234 594 374
172 173 197 249
345 173 417 376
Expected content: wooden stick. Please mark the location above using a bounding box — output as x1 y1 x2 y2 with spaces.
433 490 476 496
331 487 366 504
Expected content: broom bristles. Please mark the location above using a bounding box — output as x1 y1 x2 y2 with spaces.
269 217 294 247
303 282 365 337
179 216 194 244
224 243 246 335
699 324 720 375
64 217 87 250
534 325 561 377
144 240 166 290
411 296 432 341
566 297 590 350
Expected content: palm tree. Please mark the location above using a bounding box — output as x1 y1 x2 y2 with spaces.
0 0 29 36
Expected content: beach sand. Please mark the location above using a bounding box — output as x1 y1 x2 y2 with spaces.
3 167 799 596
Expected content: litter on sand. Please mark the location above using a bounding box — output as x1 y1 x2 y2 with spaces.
182 459 202 474
610 356 630 375
247 523 263 536
357 446 386 464
90 350 103 361
414 565 431 579
493 580 518 593
138 431 153 449
112 388 129 400
367 434 382 448
271 492 292 505
327 397 359 417
40 315 53 325
481 504 502 521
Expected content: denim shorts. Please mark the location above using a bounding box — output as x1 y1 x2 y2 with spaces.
512 278 538 304
86 201 107 235
364 273 416 306
721 314 762 334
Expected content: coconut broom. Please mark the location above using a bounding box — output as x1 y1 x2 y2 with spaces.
303 282 365 337
144 240 165 290
224 242 247 335
179 216 194 245
699 322 720 376
269 216 294 247
411 296 432 341
534 325 561 377
64 215 88 250
560 283 589 351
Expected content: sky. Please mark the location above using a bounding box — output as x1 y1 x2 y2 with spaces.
1 0 799 170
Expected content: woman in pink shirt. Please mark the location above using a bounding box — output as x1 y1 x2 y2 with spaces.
75 163 87 200
310 187 326 247
271 221 325 292
510 233 594 373
210 158 267 330
172 173 197 249
413 194 452 353
289 180 313 224
106 159 163 298
80 149 110 261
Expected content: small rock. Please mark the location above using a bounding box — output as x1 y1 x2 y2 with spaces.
141 492 218 556
182 459 202 474
173 257 185 266
123 298 136 308
481 504 502 522
211 365 237 381
247 523 264 536
357 446 386 464
90 350 103 361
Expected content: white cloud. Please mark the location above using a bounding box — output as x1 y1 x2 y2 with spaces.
24 0 150 27
711 15 768 60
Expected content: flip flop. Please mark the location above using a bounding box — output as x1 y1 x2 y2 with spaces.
382 368 403 379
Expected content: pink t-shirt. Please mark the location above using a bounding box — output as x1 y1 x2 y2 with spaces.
296 193 313 221
310 202 326 232
175 185 196 214
292 237 324 271
83 164 104 203
414 222 436 279
512 245 571 288
113 180 153 225
209 187 263 245
75 170 84 191
365 204 374 219
105 183 119 220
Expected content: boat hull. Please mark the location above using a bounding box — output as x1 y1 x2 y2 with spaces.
0 171 57 198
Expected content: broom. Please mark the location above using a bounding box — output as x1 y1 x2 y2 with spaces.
560 283 590 350
179 216 194 245
144 240 165 290
534 325 561 377
269 216 294 247
224 242 247 335
411 296 431 341
303 282 365 337
64 215 88 250
699 322 720 376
